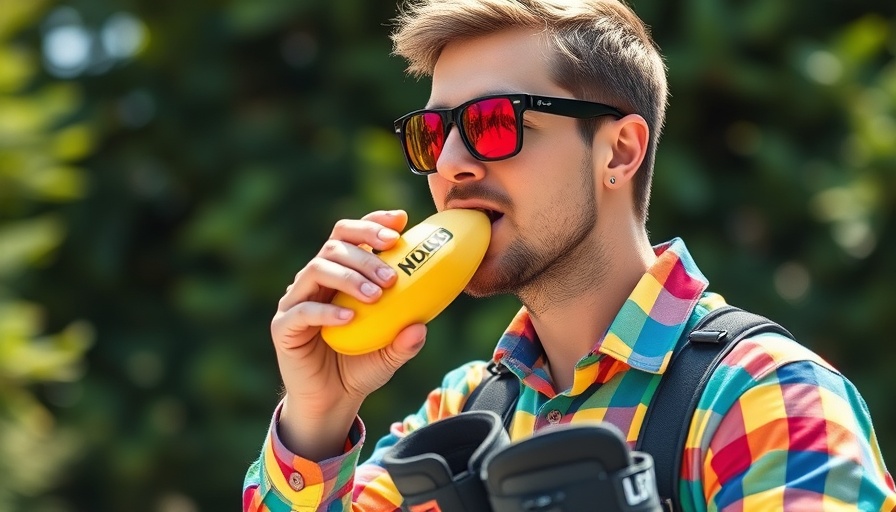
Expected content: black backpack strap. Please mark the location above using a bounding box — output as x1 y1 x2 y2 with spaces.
636 305 794 511
461 360 520 431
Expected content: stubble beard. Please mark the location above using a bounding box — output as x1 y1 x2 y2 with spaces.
464 159 607 314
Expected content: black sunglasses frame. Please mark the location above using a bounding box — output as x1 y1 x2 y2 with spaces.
393 93 624 175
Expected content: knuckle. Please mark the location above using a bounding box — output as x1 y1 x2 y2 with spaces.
319 239 342 259
290 301 310 317
271 312 291 337
294 265 309 283
340 267 359 284
331 218 351 236
380 347 402 369
305 258 324 274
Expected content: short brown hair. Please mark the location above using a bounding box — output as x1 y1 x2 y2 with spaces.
392 0 667 222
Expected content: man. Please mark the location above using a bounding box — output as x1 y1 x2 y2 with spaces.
243 0 896 510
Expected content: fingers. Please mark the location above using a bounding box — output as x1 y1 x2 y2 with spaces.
342 323 428 397
281 243 397 312
360 209 409 232
271 302 353 350
329 210 408 253
273 209 410 343
378 324 427 372
342 210 408 252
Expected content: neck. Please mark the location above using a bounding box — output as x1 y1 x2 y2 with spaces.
518 223 655 393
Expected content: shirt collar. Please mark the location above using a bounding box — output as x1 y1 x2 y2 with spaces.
493 238 709 383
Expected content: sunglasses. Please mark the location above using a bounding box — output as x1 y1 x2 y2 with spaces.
393 93 624 175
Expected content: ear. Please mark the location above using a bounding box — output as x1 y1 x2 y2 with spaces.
597 114 649 189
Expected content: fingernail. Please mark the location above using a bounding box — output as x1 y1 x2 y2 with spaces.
337 309 353 320
378 229 399 242
360 282 379 297
376 266 395 281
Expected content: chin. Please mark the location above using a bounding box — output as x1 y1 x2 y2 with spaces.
463 280 502 299
463 258 516 298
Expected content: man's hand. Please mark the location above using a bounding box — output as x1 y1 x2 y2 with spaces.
271 209 428 461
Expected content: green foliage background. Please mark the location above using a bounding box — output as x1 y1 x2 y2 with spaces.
0 0 893 510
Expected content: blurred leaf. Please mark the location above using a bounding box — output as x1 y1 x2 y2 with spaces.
0 315 93 383
835 15 891 65
0 215 64 277
51 123 94 161
0 1 94 508
0 45 37 93
0 0 50 41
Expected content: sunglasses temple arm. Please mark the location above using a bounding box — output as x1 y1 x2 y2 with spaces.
528 95 623 119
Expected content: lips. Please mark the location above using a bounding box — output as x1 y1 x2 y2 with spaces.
447 202 505 225
477 208 504 224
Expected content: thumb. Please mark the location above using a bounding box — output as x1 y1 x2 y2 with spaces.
379 323 427 372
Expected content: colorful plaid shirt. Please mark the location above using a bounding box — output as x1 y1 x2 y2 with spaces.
243 238 896 511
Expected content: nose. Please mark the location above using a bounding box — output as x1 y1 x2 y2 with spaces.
434 125 487 183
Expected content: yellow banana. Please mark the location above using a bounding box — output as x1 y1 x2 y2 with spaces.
321 209 491 355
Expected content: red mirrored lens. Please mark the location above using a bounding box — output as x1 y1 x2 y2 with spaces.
405 113 444 172
461 97 518 159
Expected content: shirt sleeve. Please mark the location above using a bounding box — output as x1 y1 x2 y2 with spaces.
242 401 366 512
242 361 489 511
681 334 896 512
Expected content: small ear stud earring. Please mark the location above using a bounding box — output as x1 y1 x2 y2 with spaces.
609 176 617 185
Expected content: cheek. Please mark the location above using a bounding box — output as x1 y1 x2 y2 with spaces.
427 175 448 208
522 136 591 190
527 122 589 162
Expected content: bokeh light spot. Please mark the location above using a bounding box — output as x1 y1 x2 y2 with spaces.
774 262 811 302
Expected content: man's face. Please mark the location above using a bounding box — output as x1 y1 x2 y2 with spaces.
426 28 608 298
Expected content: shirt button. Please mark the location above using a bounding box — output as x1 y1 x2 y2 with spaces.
546 409 562 424
288 471 305 491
